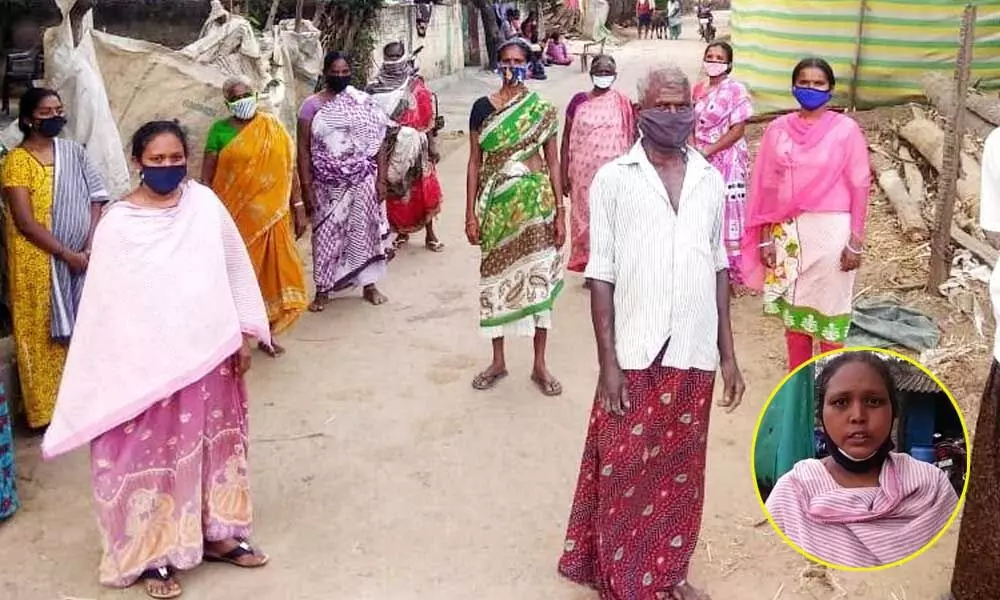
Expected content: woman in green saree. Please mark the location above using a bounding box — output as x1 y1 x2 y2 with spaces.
465 38 566 397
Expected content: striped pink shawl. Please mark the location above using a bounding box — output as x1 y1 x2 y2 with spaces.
42 181 271 459
765 453 958 567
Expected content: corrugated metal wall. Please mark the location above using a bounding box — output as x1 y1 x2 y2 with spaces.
731 0 1000 113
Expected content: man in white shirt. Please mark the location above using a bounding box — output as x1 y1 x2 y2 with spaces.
558 65 745 600
950 126 1000 599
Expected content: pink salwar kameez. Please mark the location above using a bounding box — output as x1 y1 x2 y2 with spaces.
565 89 635 272
693 77 753 285
741 111 871 370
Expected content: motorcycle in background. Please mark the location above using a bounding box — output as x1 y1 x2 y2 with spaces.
698 7 716 43
933 432 967 494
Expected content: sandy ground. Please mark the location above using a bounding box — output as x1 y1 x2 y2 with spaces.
0 20 961 600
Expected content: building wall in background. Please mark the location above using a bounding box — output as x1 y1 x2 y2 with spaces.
371 2 466 81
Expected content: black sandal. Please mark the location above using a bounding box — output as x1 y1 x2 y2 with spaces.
204 539 270 568
139 566 182 599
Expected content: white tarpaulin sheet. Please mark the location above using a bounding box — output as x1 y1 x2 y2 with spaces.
3 0 322 187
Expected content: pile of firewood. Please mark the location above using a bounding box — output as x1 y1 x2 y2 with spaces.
869 72 1000 268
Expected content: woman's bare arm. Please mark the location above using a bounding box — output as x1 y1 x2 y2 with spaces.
4 187 69 256
560 114 573 195
296 117 314 214
202 152 219 186
543 135 563 205
85 203 103 253
704 122 746 157
466 131 482 223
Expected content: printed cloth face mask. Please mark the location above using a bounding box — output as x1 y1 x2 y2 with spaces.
228 95 258 120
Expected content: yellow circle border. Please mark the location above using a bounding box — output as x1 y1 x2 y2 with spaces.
748 346 972 572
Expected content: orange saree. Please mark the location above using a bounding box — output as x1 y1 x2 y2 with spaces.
210 113 307 334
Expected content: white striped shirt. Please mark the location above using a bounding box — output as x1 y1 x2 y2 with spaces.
585 142 728 372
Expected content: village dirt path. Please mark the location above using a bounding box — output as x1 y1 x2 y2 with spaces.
0 21 958 600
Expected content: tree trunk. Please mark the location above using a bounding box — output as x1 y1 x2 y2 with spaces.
472 0 501 70
295 0 304 31
265 0 281 30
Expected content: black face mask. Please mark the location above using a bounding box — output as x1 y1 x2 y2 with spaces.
826 437 894 474
36 116 67 138
325 75 351 93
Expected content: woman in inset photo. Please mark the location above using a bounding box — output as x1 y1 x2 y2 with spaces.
760 350 961 569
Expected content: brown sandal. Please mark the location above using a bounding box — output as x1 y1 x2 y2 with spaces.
204 539 269 568
472 369 508 390
140 567 182 599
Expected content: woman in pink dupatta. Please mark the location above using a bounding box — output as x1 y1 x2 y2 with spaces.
42 121 272 599
693 42 753 293
764 352 958 568
561 55 636 274
741 58 871 371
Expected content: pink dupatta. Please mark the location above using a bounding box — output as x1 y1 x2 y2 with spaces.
42 181 270 459
740 111 870 290
765 453 958 567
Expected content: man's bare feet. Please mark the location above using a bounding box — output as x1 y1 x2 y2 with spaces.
363 284 388 305
472 363 508 390
530 366 563 396
664 582 712 600
308 293 330 312
259 340 285 358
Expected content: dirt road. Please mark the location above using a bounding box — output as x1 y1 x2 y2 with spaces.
0 28 958 600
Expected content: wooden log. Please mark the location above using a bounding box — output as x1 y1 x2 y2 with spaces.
952 223 998 268
899 146 925 206
960 152 982 215
899 118 980 214
967 91 1000 127
921 71 994 138
871 151 928 241
900 118 945 170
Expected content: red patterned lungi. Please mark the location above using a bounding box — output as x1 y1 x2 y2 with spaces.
558 365 715 599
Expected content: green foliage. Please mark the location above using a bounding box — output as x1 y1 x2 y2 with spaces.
314 0 385 89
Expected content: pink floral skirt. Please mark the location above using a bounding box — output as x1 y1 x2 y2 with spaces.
90 360 254 588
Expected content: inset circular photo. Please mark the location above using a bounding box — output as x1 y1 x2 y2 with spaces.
751 348 969 570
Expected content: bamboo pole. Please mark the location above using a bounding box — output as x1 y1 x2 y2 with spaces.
296 0 305 31
928 4 977 290
848 0 868 111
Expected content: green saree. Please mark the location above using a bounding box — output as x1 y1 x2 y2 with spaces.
476 91 564 329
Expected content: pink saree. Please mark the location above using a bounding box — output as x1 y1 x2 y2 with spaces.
566 89 635 272
764 453 958 568
41 181 270 587
693 78 753 284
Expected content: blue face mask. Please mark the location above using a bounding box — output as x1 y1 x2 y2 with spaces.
141 165 187 195
499 64 528 84
792 86 832 111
